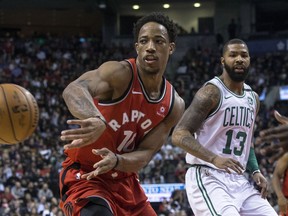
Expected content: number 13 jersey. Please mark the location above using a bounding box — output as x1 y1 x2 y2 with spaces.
186 77 257 172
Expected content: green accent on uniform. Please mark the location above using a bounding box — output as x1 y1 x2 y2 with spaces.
195 166 221 216
246 147 259 174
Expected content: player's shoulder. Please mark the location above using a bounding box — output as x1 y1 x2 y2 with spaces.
100 60 131 74
197 83 221 102
173 90 185 109
168 91 185 124
98 60 133 83
185 83 221 115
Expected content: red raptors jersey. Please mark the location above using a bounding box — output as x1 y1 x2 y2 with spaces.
62 58 175 179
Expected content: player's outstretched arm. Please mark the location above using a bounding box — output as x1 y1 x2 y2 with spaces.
257 110 288 161
61 61 132 149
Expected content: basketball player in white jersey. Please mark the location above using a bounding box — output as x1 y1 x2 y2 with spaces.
172 38 277 216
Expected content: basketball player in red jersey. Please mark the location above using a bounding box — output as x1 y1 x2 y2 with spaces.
272 152 288 216
59 12 185 216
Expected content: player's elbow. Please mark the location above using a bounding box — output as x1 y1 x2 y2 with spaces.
62 83 71 101
171 129 183 147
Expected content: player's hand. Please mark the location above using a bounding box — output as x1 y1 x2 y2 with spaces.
252 172 268 199
60 117 106 149
212 156 244 174
256 110 288 162
81 148 118 180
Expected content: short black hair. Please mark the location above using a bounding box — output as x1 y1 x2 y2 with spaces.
133 12 178 43
222 38 248 55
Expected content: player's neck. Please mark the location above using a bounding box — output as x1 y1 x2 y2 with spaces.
219 75 244 95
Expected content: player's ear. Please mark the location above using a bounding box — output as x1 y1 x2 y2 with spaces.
169 42 175 55
135 43 139 54
220 57 225 65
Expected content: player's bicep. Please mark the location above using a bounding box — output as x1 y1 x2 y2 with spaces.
73 61 128 99
176 84 220 133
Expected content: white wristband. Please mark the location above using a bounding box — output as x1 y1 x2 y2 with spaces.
252 169 261 176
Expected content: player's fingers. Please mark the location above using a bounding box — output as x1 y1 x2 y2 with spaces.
61 129 95 141
235 161 244 170
259 145 279 156
225 169 231 174
63 139 91 149
260 125 288 139
261 186 268 199
92 148 110 156
61 127 92 135
234 166 243 174
255 137 263 145
226 161 242 174
230 160 244 171
92 158 110 169
66 119 86 125
95 165 111 175
274 110 288 124
60 133 88 141
81 172 90 179
81 171 97 180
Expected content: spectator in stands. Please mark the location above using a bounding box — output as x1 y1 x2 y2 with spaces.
10 181 25 200
37 183 54 202
0 186 15 202
228 18 237 39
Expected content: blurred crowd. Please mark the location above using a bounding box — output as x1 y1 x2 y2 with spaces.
0 33 287 216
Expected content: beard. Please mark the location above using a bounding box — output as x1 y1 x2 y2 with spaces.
224 62 249 82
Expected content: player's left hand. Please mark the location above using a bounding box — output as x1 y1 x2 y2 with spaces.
60 117 106 149
252 172 268 199
81 148 118 180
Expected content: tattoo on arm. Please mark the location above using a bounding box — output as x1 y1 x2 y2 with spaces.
183 85 220 133
63 79 99 119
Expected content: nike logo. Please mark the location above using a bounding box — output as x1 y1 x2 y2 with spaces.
132 90 142 95
224 95 233 99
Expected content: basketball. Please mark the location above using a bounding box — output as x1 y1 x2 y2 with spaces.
0 83 39 144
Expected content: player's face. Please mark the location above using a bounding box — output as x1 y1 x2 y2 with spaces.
221 44 250 82
135 22 175 75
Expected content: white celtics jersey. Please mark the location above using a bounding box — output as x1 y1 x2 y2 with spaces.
186 77 257 171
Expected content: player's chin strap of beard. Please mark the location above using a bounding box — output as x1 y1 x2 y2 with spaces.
246 147 260 176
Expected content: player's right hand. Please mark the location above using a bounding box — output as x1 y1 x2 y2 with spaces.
212 156 244 174
256 110 288 162
60 117 106 149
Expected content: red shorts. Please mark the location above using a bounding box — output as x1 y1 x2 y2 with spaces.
59 162 156 216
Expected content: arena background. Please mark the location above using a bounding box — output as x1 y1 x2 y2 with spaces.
0 0 287 215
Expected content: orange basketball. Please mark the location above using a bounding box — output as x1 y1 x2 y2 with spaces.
0 83 39 144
